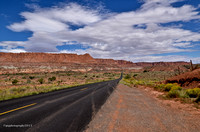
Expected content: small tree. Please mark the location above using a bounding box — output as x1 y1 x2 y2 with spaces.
38 78 44 84
12 79 18 85
48 76 56 82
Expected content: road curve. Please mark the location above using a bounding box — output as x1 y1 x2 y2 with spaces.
0 75 122 132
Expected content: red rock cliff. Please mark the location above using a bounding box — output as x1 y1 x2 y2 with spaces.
0 53 96 63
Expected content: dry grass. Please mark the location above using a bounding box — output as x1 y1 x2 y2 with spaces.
0 71 120 101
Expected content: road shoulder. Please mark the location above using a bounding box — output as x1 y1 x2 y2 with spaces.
86 84 200 132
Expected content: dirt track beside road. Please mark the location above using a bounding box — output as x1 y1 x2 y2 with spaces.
86 84 200 132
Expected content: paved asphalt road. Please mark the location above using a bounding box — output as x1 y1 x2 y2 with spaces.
0 75 122 132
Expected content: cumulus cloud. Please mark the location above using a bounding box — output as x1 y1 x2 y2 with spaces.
8 3 102 32
0 41 26 50
0 49 26 53
3 1 200 62
130 55 200 64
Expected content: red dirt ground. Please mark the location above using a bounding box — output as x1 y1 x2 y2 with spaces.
86 84 200 132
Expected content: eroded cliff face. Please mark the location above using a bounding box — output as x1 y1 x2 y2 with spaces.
135 62 189 67
0 53 96 63
0 52 190 74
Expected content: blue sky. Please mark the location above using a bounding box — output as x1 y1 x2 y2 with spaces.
0 0 200 63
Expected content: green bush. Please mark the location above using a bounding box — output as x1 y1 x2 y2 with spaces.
29 76 35 79
186 88 200 98
10 87 26 94
135 80 145 85
48 76 56 82
195 96 200 103
154 84 165 91
163 83 181 92
27 79 31 84
171 85 182 91
163 83 174 91
143 70 148 73
124 74 131 79
167 89 180 98
12 79 19 85
38 78 44 84
179 90 189 98
167 85 182 98
133 74 138 77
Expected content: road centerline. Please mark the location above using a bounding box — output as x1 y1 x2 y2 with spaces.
80 88 88 91
0 103 37 116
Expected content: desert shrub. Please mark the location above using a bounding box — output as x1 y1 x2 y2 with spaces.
195 96 200 103
133 74 138 77
143 70 148 73
134 80 145 85
10 87 26 94
124 74 131 79
12 79 18 85
22 76 26 79
67 73 71 76
27 79 31 84
163 83 174 91
154 84 165 91
179 90 189 98
38 78 44 84
186 88 200 98
167 89 180 98
145 81 156 87
170 85 182 91
29 76 35 79
183 65 190 69
167 85 182 98
57 80 62 85
164 83 181 91
48 76 56 82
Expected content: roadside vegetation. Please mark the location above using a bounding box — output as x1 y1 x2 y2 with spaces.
121 71 200 108
0 71 120 101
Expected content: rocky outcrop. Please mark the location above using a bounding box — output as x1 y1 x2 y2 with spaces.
166 69 200 88
135 62 189 67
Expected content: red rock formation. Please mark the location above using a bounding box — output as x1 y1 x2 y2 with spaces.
166 69 200 88
0 52 96 63
0 52 190 74
135 62 189 67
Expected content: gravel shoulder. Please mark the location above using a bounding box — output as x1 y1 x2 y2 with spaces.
86 84 200 132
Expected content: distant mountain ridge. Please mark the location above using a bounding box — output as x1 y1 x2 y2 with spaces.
0 52 190 74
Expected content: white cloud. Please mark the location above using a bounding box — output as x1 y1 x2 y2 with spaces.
8 3 102 32
0 41 26 49
8 12 68 32
3 1 200 63
129 55 200 64
0 49 26 53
